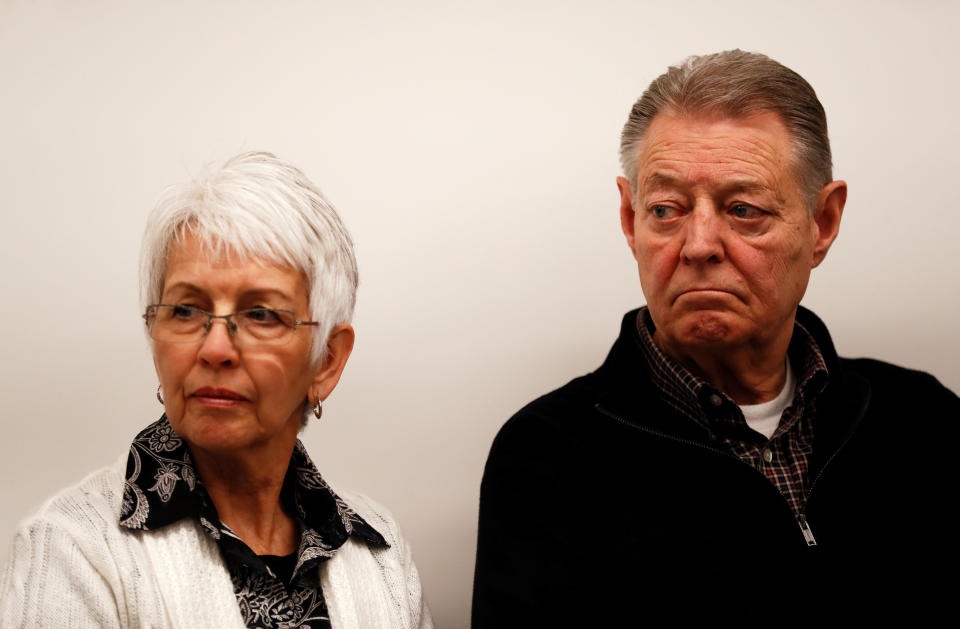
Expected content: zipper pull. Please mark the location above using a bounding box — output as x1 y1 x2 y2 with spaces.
797 515 817 547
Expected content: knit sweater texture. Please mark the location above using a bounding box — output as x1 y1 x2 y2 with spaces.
0 457 433 628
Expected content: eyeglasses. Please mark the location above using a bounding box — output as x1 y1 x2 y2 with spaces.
143 304 318 345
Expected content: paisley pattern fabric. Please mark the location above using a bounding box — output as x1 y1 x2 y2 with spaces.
230 561 329 628
120 416 387 628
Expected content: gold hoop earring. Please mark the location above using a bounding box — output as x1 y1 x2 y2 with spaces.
313 399 322 419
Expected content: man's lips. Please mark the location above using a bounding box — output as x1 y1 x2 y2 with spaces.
674 287 742 303
679 287 735 295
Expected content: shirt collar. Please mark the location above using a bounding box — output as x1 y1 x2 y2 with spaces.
119 416 386 575
634 306 829 429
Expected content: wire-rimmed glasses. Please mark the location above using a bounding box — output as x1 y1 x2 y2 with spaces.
143 304 318 345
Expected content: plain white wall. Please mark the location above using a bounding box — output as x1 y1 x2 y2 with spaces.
2 1 958 626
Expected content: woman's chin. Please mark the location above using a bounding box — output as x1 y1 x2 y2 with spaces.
173 414 260 454
175 411 300 459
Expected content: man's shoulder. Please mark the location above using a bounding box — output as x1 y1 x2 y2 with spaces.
513 372 602 421
797 306 958 409
491 375 658 466
490 309 657 454
838 355 959 408
489 375 592 454
842 355 946 381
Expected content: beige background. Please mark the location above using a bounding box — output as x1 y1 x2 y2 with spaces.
2 1 958 626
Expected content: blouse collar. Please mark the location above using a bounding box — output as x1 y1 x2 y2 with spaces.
119 416 386 580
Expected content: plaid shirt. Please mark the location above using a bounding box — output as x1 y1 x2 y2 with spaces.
635 308 829 516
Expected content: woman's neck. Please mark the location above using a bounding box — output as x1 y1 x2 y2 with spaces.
190 440 299 556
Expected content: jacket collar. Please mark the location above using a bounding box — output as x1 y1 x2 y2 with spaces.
594 306 870 453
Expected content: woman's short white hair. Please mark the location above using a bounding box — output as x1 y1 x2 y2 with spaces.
139 151 358 372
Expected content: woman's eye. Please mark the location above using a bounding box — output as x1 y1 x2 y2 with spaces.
242 308 284 326
172 305 201 320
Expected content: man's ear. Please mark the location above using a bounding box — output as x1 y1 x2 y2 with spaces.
811 180 847 268
617 176 638 250
308 324 355 405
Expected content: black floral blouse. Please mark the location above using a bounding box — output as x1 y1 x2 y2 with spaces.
119 416 387 628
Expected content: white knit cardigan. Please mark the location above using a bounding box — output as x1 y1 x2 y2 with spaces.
0 457 433 628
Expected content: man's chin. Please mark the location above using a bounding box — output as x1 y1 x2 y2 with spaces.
688 315 735 343
659 311 746 349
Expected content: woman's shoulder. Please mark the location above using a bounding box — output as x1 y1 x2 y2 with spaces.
3 457 132 589
18 456 127 533
335 489 406 545
320 488 434 629
0 457 157 628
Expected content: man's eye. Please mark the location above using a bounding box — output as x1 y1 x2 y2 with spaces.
651 205 675 219
730 204 764 219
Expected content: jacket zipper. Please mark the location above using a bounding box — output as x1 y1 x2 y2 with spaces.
797 514 817 546
795 403 868 547
595 402 817 547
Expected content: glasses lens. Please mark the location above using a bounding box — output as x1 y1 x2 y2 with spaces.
143 306 301 345
147 305 207 342
236 308 297 343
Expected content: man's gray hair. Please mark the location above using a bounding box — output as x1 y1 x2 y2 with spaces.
619 49 832 211
139 151 359 373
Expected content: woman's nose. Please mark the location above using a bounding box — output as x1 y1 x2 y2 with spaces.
197 318 240 366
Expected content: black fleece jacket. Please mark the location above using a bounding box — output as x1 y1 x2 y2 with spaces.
473 307 959 626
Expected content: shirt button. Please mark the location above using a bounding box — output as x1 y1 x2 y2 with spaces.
709 393 723 407
762 448 773 463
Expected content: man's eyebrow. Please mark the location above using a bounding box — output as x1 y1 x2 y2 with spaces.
641 173 774 195
641 173 681 189
723 180 773 194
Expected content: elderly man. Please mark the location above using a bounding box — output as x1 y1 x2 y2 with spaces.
473 50 958 625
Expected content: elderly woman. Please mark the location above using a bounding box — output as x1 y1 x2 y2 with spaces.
0 152 432 628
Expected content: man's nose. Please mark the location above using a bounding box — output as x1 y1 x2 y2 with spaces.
680 204 725 264
198 317 239 366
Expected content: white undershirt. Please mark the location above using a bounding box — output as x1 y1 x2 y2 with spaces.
738 360 796 440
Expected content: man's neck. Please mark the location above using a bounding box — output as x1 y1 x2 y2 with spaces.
653 329 791 405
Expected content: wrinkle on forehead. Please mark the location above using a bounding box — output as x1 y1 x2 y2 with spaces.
163 231 307 304
635 111 800 205
644 172 777 195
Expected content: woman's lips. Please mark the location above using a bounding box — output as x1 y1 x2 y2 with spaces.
190 387 249 408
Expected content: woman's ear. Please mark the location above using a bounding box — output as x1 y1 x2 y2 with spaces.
308 324 355 404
